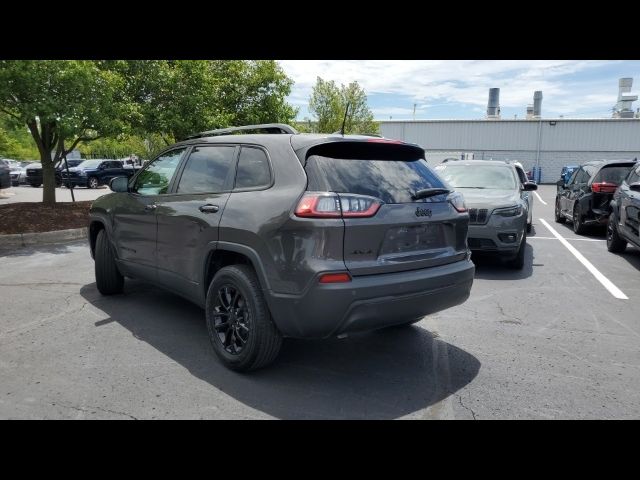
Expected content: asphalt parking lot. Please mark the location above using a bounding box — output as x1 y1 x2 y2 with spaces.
0 185 109 204
1 185 639 419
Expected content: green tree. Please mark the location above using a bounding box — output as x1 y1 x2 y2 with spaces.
308 77 378 135
118 60 297 144
0 117 40 160
0 60 137 204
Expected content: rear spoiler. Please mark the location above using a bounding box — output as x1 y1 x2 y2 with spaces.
294 138 424 167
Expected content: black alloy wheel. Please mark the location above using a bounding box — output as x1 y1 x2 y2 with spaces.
212 285 251 355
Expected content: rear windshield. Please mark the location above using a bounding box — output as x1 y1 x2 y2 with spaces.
593 165 634 185
305 155 446 204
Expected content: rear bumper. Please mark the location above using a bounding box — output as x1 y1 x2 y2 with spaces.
266 258 475 339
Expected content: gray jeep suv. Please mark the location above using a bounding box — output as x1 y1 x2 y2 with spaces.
89 124 475 371
435 160 537 269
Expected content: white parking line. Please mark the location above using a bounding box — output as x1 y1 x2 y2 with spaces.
533 191 547 205
529 236 605 242
539 218 628 300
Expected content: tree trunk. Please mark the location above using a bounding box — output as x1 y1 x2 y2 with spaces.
41 157 56 205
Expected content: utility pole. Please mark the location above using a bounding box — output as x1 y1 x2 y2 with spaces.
413 103 417 120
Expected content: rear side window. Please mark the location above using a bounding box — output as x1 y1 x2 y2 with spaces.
235 147 271 189
177 146 236 194
305 155 446 204
593 165 634 185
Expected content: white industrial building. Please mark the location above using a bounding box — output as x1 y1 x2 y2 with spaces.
379 79 640 183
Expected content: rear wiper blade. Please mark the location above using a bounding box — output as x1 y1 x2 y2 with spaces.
411 188 450 200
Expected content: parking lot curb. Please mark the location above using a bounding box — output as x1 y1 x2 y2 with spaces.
0 227 88 248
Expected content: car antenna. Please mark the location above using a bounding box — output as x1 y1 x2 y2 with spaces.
340 102 350 136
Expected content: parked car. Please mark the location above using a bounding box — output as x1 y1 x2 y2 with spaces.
559 165 579 186
555 160 637 234
511 161 534 233
24 159 84 187
61 159 138 189
0 160 11 189
607 162 640 253
435 160 537 269
9 161 31 186
89 124 475 371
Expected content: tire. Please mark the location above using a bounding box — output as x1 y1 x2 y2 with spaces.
554 198 565 224
206 265 282 372
573 204 586 235
508 231 526 270
526 221 532 233
95 229 124 295
30 183 41 188
606 213 627 253
88 176 99 189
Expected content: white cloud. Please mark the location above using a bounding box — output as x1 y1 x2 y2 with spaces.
279 60 640 118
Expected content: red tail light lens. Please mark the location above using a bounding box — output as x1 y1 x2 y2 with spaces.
294 193 342 218
319 272 352 283
295 192 382 218
591 182 618 194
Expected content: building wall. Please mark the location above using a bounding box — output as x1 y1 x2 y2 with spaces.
380 119 640 183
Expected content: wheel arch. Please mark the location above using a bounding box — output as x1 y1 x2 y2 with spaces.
203 242 271 300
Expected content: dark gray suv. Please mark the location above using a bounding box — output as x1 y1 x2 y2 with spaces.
89 124 475 371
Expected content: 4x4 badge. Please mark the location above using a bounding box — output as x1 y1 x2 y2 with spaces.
415 207 432 217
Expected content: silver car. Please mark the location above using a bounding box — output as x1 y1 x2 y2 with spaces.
435 160 538 269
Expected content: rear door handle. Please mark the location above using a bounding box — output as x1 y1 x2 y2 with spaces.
199 204 219 213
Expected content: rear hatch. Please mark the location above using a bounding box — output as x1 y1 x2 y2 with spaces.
590 163 635 214
301 141 468 276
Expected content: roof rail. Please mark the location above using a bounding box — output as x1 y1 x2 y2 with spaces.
186 123 298 140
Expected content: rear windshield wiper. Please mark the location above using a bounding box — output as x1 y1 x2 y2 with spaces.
411 188 450 200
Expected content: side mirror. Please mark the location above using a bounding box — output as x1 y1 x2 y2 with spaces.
556 179 566 188
110 176 129 193
629 182 640 192
523 182 538 191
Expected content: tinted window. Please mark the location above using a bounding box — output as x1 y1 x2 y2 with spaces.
177 146 235 194
306 155 446 204
135 148 186 195
593 165 634 185
574 169 589 184
435 164 518 190
235 147 271 189
627 167 640 184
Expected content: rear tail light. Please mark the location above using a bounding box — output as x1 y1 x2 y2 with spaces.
447 191 467 213
319 272 352 283
591 182 618 194
295 192 382 218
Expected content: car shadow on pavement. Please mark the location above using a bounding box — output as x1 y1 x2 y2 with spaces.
610 245 640 271
80 281 481 419
471 243 535 280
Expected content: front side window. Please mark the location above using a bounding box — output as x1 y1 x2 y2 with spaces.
134 148 186 195
177 146 236 194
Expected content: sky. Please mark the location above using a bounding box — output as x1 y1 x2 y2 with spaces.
278 60 640 121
